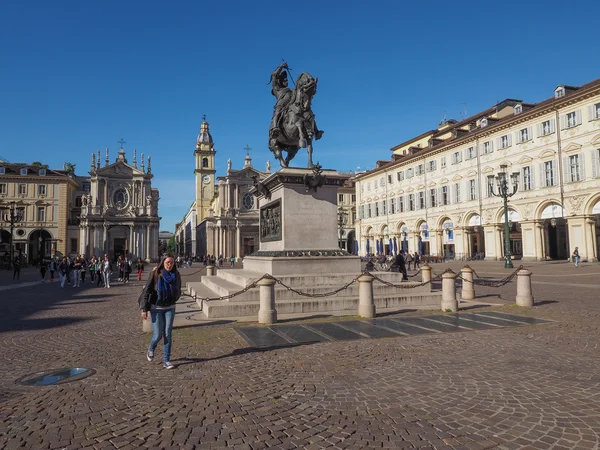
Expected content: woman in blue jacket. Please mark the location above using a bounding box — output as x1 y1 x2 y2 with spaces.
140 253 181 369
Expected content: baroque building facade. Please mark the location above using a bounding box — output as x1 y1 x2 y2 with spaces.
355 78 600 262
79 147 160 261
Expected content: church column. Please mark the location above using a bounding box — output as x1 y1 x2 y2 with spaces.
145 225 151 261
229 228 235 258
103 223 108 255
129 226 134 255
236 225 241 260
588 217 598 262
234 185 240 210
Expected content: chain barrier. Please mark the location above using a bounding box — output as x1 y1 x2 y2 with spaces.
407 268 422 278
273 276 358 298
189 265 525 304
456 265 523 288
365 271 434 289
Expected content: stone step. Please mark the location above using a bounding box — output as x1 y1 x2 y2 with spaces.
189 275 431 302
214 269 417 289
198 292 442 319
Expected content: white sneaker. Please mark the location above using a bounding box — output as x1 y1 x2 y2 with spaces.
147 349 154 361
163 361 175 369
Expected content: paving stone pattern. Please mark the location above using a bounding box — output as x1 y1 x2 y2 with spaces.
1 261 600 449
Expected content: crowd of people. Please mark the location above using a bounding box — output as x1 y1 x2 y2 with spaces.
175 254 236 268
31 254 146 288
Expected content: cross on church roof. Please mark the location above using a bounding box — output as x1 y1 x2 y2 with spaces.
202 114 207 122
117 138 126 149
244 144 252 155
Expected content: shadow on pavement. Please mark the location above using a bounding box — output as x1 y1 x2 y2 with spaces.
174 342 311 367
0 316 92 334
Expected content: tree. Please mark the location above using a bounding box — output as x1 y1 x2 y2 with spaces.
167 236 176 253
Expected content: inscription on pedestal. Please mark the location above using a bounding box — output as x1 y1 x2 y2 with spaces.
260 199 282 242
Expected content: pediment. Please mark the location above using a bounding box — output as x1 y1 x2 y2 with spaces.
440 178 449 184
591 133 600 145
563 143 582 153
96 160 145 177
407 187 414 193
417 184 425 190
465 170 478 177
452 174 463 181
396 189 404 194
482 166 495 174
428 181 436 187
518 156 533 164
539 149 556 159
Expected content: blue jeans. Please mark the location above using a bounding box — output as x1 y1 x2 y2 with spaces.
149 308 175 363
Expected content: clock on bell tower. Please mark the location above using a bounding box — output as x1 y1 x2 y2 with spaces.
194 115 216 222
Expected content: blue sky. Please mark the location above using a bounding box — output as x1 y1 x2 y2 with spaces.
2 1 600 232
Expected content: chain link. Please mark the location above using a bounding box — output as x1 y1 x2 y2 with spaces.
273 276 358 297
456 265 523 287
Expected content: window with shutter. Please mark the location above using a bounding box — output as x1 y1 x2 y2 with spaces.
579 153 585 180
592 149 600 178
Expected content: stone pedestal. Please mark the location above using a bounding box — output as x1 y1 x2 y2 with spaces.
245 167 360 275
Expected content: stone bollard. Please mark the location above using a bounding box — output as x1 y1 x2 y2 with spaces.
515 269 534 307
142 314 152 333
421 264 432 284
206 265 215 276
441 270 458 312
460 266 475 301
257 277 278 324
357 272 376 318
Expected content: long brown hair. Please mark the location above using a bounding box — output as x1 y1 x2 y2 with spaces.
152 253 178 287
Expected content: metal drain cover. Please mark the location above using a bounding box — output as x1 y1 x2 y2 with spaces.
16 368 95 386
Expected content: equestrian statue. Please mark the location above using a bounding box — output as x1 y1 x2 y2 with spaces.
268 61 324 168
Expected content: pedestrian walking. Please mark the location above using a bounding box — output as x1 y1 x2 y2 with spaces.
80 256 87 284
394 250 409 281
12 256 20 280
140 254 182 370
124 257 131 283
72 256 82 287
49 259 56 281
89 257 96 282
117 256 124 281
136 258 144 281
40 260 47 281
58 257 69 288
230 255 235 267
413 252 421 270
406 252 413 271
95 258 104 287
103 255 112 288
572 247 580 267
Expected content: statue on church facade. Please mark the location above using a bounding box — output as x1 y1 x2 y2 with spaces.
268 61 324 169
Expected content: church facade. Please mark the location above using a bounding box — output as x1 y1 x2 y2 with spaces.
78 147 161 262
176 118 271 260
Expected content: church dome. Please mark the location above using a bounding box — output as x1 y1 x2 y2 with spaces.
196 117 213 145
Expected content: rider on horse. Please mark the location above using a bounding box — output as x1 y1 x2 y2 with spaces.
268 61 324 168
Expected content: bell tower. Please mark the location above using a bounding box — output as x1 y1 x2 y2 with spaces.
194 115 216 222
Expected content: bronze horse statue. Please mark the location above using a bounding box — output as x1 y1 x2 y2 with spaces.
269 67 323 168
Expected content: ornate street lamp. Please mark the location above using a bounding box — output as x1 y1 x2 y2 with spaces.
0 201 24 269
490 165 519 268
337 209 347 250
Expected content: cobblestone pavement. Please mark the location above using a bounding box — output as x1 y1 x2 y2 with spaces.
1 261 600 449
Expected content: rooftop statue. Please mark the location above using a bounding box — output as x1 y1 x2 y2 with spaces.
268 61 323 168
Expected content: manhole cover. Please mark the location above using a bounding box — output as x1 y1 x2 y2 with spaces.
15 368 95 386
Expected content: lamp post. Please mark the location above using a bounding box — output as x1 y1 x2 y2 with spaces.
0 201 24 269
490 165 520 268
337 209 347 250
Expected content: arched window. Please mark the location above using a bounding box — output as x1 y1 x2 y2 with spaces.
202 158 208 168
